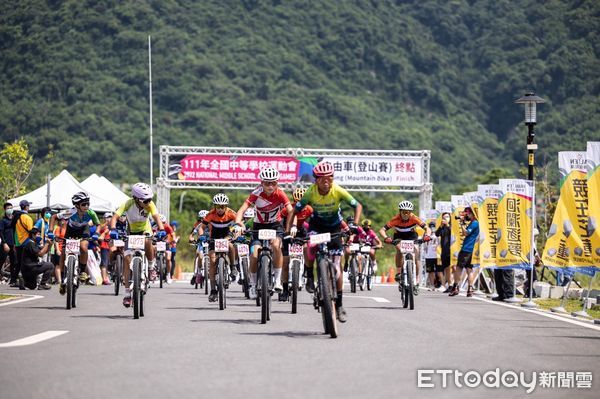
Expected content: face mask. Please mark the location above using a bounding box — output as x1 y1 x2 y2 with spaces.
443 216 450 223
6 208 13 217
34 236 42 244
45 212 51 219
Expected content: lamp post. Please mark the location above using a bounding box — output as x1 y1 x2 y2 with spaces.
515 92 545 308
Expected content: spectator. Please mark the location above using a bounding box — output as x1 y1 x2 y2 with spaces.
20 227 54 290
34 206 52 245
97 212 113 285
51 213 68 278
423 221 441 290
435 212 452 292
449 207 479 297
169 220 179 279
0 202 18 286
14 199 34 289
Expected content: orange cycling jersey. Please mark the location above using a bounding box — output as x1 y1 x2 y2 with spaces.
281 202 313 226
202 208 237 239
383 213 425 239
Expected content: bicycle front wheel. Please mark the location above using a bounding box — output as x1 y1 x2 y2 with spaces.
349 256 357 293
114 254 123 296
66 257 75 310
366 259 373 291
218 257 226 310
318 257 337 338
203 256 209 295
158 254 164 288
260 255 270 324
291 259 299 314
406 260 415 310
241 257 250 299
132 257 142 319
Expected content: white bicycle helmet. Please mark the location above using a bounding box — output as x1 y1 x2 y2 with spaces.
213 193 229 205
398 200 414 211
197 210 209 219
132 182 153 200
103 212 113 219
71 191 90 205
258 167 280 182
243 208 255 219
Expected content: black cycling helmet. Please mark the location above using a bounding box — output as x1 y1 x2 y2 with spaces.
72 191 90 205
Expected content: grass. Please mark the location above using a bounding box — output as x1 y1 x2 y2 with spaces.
0 294 17 301
534 298 600 319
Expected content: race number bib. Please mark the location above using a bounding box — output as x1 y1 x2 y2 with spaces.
400 240 415 254
309 233 331 245
214 239 229 253
66 239 80 255
360 245 372 253
129 235 146 250
237 244 249 257
113 239 125 248
156 241 167 251
289 244 304 256
258 229 277 240
349 243 360 252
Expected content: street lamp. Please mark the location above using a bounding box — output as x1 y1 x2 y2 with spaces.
515 91 544 308
515 92 545 180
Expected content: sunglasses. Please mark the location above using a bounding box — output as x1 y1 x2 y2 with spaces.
80 203 90 207
136 198 152 204
215 205 226 209
262 181 278 186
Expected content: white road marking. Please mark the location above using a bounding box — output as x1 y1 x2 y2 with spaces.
0 331 69 348
0 294 44 307
347 295 391 303
471 296 600 332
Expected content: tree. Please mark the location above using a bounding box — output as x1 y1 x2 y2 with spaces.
0 139 33 201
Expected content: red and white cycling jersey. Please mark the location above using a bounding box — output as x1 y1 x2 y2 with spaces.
245 186 290 224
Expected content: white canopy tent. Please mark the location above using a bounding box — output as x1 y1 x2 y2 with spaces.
8 170 113 212
81 174 129 210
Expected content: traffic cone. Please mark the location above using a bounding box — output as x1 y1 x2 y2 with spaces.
387 267 396 283
174 264 182 280
381 271 388 284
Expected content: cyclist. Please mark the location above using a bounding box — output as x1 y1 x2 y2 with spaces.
151 214 175 284
279 186 312 301
356 219 382 282
48 192 101 295
379 200 431 295
109 183 166 308
197 193 238 303
169 220 180 280
343 215 364 272
234 167 295 300
188 210 209 243
290 161 362 323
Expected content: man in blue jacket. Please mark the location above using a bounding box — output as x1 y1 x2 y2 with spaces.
449 207 479 297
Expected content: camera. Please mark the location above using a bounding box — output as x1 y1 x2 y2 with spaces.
454 215 462 220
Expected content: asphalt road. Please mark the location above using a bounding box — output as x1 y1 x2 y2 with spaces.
1 281 599 399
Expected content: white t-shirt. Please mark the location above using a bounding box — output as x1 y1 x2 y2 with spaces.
424 235 438 259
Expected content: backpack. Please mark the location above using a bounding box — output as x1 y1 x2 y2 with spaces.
10 210 25 230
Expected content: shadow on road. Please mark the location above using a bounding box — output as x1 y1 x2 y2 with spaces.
71 314 132 320
240 330 325 338
29 306 67 310
191 318 257 325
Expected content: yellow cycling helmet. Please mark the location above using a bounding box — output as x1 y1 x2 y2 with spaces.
362 219 372 227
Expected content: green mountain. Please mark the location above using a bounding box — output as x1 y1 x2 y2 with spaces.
1 0 599 196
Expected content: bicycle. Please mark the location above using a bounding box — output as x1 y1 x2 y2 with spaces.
111 238 126 296
154 238 168 288
387 239 423 310
56 237 92 310
208 237 232 310
123 234 150 319
345 241 362 293
249 229 277 324
300 231 347 338
191 240 209 291
358 244 380 291
287 237 305 314
234 237 251 299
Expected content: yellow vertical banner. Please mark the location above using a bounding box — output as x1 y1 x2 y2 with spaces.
477 185 502 269
587 142 600 267
451 195 469 265
542 151 594 269
463 191 482 266
496 179 533 269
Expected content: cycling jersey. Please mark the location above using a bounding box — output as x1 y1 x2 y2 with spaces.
383 213 425 240
281 202 313 226
202 208 237 239
245 187 290 224
115 199 158 234
62 207 100 238
295 183 358 228
354 228 379 245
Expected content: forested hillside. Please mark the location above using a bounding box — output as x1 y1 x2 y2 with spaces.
1 0 599 196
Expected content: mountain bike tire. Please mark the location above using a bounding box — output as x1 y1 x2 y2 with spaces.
218 257 226 310
66 257 75 310
349 256 357 293
291 259 300 314
319 258 338 338
114 254 123 296
203 256 210 295
132 257 142 319
260 255 270 324
406 260 415 310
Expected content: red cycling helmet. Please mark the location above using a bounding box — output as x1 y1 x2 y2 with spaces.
313 161 334 177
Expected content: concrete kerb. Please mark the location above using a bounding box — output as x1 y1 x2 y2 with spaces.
0 293 44 307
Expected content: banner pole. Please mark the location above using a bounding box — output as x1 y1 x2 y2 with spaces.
474 266 485 296
551 275 571 313
571 272 595 318
523 180 537 308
